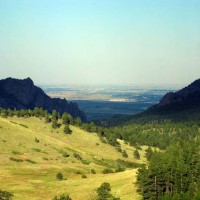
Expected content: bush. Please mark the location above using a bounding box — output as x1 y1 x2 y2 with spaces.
122 150 128 158
96 182 120 200
133 149 140 160
82 174 87 179
64 125 72 134
53 194 72 200
25 159 37 164
81 160 90 165
73 153 82 160
9 157 23 162
102 168 114 174
63 152 70 158
0 190 13 200
91 169 96 174
56 172 63 180
19 124 28 128
11 150 22 155
115 166 125 173
35 138 40 143
31 148 42 152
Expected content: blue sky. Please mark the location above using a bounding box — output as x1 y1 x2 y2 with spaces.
0 0 199 85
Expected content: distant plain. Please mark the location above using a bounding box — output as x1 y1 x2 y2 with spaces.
42 85 178 121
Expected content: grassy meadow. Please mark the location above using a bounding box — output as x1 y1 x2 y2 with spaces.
0 116 144 200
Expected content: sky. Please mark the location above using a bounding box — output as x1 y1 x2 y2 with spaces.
0 0 200 86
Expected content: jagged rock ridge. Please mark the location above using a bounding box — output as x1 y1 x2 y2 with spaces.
154 78 200 111
0 77 86 121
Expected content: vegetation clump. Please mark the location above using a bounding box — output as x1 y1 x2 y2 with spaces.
102 168 114 174
53 194 72 200
0 190 13 200
56 172 64 181
96 182 120 200
9 157 23 162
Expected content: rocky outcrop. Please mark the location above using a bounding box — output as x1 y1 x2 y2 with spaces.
0 77 86 121
154 79 200 111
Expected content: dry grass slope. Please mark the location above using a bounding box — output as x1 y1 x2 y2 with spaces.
0 117 143 200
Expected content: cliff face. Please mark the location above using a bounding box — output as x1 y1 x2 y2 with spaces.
155 79 200 111
0 77 86 121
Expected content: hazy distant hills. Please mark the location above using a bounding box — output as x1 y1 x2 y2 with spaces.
149 78 200 113
0 77 86 121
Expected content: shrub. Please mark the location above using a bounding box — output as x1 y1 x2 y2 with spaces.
115 166 125 172
19 124 28 128
81 160 90 165
73 153 82 160
35 138 40 143
133 149 140 160
76 170 82 174
9 157 23 162
11 150 22 155
25 159 37 164
53 194 72 200
91 169 96 174
116 159 143 168
82 174 87 179
122 150 128 158
102 168 114 174
96 182 120 200
64 125 72 134
63 152 70 158
43 157 49 160
31 148 42 152
56 172 63 180
0 190 13 200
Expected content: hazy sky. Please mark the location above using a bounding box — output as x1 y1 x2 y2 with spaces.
0 0 199 86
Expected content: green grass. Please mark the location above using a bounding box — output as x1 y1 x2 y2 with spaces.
0 116 143 200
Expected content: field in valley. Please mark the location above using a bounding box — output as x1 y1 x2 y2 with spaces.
0 117 144 200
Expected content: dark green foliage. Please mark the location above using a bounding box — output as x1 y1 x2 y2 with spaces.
145 147 154 161
74 117 82 127
122 150 128 158
25 159 37 164
136 141 200 200
11 150 22 155
81 174 87 178
73 153 82 160
115 166 125 173
52 119 60 129
31 148 42 152
91 169 96 174
133 149 140 160
53 194 72 200
0 190 13 200
9 157 23 162
116 159 143 168
19 124 28 128
45 114 51 123
96 182 120 200
64 125 72 134
63 152 70 158
35 137 40 143
56 172 63 180
102 168 114 174
62 113 73 125
81 160 90 165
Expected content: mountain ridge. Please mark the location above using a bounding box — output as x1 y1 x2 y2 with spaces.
0 77 86 121
151 78 200 112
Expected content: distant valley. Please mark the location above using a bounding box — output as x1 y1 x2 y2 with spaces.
42 85 180 121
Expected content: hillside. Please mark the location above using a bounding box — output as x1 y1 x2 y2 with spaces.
0 116 145 200
0 77 86 121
